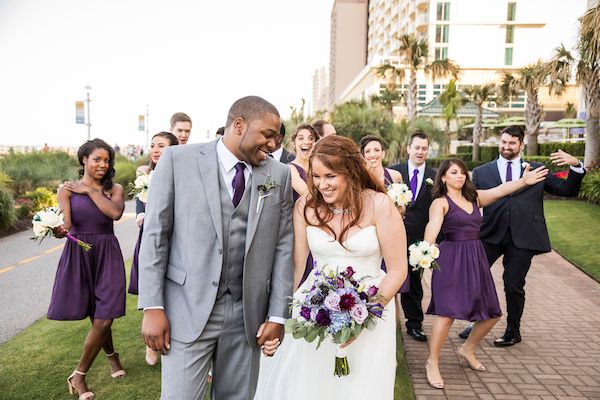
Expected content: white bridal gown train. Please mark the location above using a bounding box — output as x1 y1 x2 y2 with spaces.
254 226 397 399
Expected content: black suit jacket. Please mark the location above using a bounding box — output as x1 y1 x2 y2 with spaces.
390 162 437 245
279 149 295 164
472 159 585 253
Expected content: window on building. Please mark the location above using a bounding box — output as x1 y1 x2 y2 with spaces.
504 47 513 65
507 2 516 21
506 25 514 43
435 47 449 60
435 25 449 43
436 2 450 21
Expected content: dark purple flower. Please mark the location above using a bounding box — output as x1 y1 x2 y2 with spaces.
337 277 345 288
349 278 358 287
339 293 357 311
317 283 330 296
343 266 355 279
358 292 369 301
300 306 312 320
368 303 384 318
315 308 331 326
367 285 379 297
310 293 324 305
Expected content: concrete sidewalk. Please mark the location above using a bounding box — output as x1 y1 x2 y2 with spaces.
401 251 600 400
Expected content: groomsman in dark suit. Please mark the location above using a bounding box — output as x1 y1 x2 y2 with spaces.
391 131 437 342
459 125 585 346
271 124 295 164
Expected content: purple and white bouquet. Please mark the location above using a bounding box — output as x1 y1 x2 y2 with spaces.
31 207 92 251
285 265 385 376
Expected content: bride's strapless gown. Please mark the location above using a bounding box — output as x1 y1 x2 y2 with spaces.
254 226 397 399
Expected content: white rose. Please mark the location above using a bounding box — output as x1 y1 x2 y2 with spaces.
35 209 64 228
138 190 148 203
430 245 440 259
409 254 421 267
134 174 150 188
32 221 48 237
418 257 432 269
417 241 431 253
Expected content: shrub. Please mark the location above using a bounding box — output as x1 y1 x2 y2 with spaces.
455 145 498 162
579 169 600 204
0 151 79 195
114 161 138 198
536 142 585 157
25 187 58 212
0 183 17 231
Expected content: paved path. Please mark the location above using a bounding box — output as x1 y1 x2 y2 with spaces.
401 251 600 400
0 201 138 343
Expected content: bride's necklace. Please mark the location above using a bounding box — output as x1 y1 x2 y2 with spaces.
328 205 352 215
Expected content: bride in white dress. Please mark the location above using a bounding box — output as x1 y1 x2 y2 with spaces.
254 136 408 399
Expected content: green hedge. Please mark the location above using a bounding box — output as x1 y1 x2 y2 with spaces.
114 161 138 198
579 170 600 204
427 157 486 170
0 182 17 231
457 142 585 159
456 145 499 162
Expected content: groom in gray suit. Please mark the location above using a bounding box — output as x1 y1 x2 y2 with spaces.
138 96 294 399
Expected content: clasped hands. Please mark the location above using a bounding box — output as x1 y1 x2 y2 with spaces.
142 309 284 357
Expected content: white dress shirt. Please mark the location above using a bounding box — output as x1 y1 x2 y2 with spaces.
216 139 252 197
271 146 284 162
408 161 426 199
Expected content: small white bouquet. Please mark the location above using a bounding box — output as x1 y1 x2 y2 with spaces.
129 173 151 202
387 183 412 207
32 207 92 251
408 240 439 271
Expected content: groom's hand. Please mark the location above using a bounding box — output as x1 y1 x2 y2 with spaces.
142 309 171 355
256 321 283 356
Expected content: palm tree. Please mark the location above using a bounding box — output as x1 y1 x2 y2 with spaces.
376 34 460 121
578 6 600 167
371 89 403 115
438 80 465 154
463 83 497 161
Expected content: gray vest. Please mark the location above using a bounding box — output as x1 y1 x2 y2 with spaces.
216 168 250 301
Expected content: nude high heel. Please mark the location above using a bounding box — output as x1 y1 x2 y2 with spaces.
67 370 95 400
457 346 486 371
425 360 444 389
106 352 127 378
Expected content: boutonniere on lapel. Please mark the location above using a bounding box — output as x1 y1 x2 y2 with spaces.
425 178 434 186
256 176 280 213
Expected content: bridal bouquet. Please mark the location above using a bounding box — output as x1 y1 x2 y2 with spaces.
408 240 439 271
285 265 385 376
386 183 412 207
128 173 151 202
31 207 92 251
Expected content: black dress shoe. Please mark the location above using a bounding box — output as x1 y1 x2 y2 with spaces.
493 334 522 347
458 323 473 339
407 328 428 342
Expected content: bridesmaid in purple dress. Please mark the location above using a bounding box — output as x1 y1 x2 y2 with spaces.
422 159 548 389
128 132 178 366
359 135 410 314
288 124 318 286
48 139 127 400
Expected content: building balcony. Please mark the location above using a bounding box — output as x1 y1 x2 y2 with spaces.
415 12 429 31
416 0 429 10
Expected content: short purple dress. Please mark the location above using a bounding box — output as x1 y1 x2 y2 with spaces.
426 196 501 321
128 224 143 295
47 193 126 320
381 168 410 294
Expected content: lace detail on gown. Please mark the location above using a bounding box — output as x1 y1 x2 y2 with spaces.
254 226 397 399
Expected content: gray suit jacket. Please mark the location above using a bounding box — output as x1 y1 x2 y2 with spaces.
138 140 294 346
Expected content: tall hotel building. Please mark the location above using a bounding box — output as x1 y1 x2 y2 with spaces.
325 0 588 117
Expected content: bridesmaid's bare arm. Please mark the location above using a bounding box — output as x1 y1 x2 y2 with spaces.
423 198 447 244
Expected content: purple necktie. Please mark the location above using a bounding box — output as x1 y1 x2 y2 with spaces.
232 162 246 207
410 169 419 202
506 161 513 182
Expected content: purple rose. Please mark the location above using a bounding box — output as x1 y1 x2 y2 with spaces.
343 266 355 279
367 285 379 297
300 306 312 320
368 303 384 318
315 308 331 326
350 304 368 324
339 293 357 311
324 293 341 311
337 277 345 288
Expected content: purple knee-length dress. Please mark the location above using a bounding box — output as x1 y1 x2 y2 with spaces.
381 168 410 294
426 196 501 321
291 163 314 284
47 193 126 320
128 223 143 295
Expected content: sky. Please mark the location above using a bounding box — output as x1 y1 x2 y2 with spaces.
0 0 334 147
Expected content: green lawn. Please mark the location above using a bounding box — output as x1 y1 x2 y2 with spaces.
0 262 415 399
545 199 600 281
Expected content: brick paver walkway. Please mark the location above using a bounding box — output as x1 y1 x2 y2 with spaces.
401 251 600 400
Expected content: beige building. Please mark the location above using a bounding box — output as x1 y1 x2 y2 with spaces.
312 67 329 115
333 0 587 118
328 0 369 110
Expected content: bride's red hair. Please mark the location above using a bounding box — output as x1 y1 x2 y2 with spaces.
304 136 385 245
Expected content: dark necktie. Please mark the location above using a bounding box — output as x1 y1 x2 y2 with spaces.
410 169 419 202
232 162 246 207
506 161 513 182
